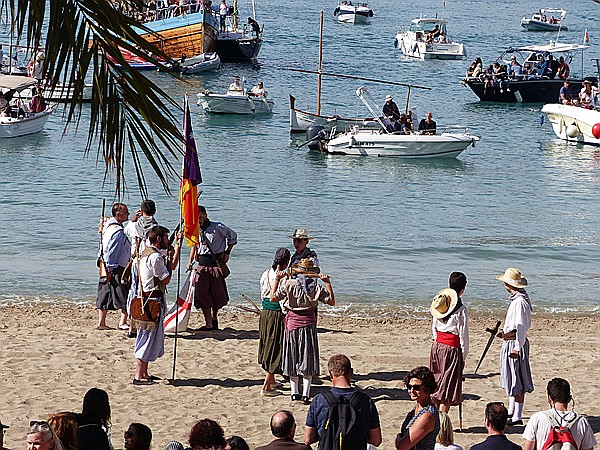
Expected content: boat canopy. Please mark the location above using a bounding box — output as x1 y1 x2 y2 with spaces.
409 18 447 34
0 75 38 92
537 8 566 19
504 43 588 55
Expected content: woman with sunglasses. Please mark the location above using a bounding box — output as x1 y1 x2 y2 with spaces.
27 421 65 450
395 366 440 450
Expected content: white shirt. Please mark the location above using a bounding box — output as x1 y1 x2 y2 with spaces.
503 291 532 352
435 444 463 450
260 268 277 298
219 2 227 15
523 409 597 450
432 304 470 359
140 247 170 292
251 86 265 97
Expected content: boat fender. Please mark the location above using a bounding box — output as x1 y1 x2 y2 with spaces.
334 7 339 15
566 124 579 138
593 123 600 139
539 114 544 126
394 38 398 48
411 43 418 54
369 10 373 17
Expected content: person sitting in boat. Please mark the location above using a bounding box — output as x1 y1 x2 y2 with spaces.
546 54 559 79
558 80 578 106
249 81 266 97
418 112 436 135
382 95 400 121
508 56 523 79
579 80 597 109
541 14 547 22
437 32 446 44
557 56 570 80
428 24 441 42
494 62 509 93
228 76 245 93
535 54 549 78
248 17 261 37
29 89 47 113
522 62 532 76
466 62 476 77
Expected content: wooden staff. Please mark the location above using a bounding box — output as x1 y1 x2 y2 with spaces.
241 294 261 313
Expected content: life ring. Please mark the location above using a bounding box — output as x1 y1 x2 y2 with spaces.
557 64 570 80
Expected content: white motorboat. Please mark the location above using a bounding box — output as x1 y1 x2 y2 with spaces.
197 78 274 114
521 9 568 32
20 82 94 102
394 17 466 60
0 75 56 138
541 103 600 145
177 52 220 75
320 87 479 158
333 1 374 24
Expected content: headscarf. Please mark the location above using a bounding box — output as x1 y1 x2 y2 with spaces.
272 248 290 270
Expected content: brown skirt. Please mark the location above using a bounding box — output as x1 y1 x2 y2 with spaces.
193 265 229 309
258 309 285 374
429 341 464 406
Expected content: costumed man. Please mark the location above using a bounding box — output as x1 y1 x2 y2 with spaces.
289 228 319 268
124 199 159 339
496 267 534 426
97 202 131 331
133 225 183 385
429 272 469 414
187 205 237 331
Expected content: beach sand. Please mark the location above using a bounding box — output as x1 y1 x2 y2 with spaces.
0 305 598 449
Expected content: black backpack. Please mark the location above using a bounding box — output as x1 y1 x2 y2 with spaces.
319 390 369 450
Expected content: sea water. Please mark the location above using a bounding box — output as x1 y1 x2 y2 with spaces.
0 0 599 316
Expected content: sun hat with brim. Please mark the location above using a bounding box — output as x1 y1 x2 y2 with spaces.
385 95 393 101
582 79 592 85
0 420 8 429
496 268 528 288
430 288 458 319
289 228 314 240
291 258 320 275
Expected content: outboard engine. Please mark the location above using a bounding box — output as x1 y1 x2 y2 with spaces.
305 125 327 150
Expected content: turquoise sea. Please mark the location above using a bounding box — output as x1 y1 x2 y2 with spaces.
0 0 599 316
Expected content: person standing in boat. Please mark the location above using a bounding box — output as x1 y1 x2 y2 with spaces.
219 0 228 32
383 95 400 121
248 16 261 37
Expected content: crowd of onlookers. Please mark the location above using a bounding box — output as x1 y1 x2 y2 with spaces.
111 0 221 22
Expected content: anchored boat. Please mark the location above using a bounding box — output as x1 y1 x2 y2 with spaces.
333 1 374 24
394 17 466 60
541 103 600 145
521 8 568 32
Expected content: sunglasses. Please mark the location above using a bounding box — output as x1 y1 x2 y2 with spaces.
29 421 50 428
407 384 423 392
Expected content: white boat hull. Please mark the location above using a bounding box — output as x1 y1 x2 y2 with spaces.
324 129 479 158
521 18 568 32
541 103 600 145
197 92 274 114
179 53 220 74
395 33 466 60
0 106 55 138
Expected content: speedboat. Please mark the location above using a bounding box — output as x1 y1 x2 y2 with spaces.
197 78 274 114
333 1 374 24
521 9 568 32
462 42 590 102
0 75 56 138
394 17 466 60
177 52 220 75
318 87 479 158
541 103 600 145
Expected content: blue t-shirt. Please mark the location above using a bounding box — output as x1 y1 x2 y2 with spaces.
305 387 380 449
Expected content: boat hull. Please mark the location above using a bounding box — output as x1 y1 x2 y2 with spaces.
395 34 466 60
521 19 568 32
323 130 478 158
197 93 274 114
215 34 262 61
541 103 600 145
180 53 220 74
138 11 219 59
290 106 380 134
0 106 54 138
462 78 584 103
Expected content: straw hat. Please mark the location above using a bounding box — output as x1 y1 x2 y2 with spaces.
496 268 528 288
289 228 314 240
430 288 458 319
292 258 320 275
385 95 393 102
582 79 592 85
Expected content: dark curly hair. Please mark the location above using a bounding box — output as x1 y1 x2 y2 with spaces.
404 366 437 394
189 419 226 450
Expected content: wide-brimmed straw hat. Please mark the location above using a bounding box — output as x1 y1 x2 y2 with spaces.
430 288 458 319
291 258 320 276
289 228 314 240
582 79 592 85
385 95 393 101
496 268 528 288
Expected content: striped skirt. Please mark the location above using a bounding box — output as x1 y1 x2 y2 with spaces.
258 309 285 374
500 338 534 396
281 324 320 377
429 341 464 406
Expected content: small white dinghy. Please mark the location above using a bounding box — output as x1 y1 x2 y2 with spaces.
334 1 374 24
197 77 274 114
0 75 55 138
176 52 220 75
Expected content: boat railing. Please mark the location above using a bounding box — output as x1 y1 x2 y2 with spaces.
145 2 217 22
436 125 472 135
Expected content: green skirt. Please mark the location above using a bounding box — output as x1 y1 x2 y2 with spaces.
258 309 285 373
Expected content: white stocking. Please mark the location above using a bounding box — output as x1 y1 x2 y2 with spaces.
302 375 313 397
290 376 300 396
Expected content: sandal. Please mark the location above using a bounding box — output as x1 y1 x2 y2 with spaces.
198 325 214 331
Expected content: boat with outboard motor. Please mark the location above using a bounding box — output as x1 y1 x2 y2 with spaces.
315 87 479 158
541 103 600 145
333 1 374 24
394 17 466 60
0 75 56 138
462 42 590 102
521 9 568 32
197 77 274 114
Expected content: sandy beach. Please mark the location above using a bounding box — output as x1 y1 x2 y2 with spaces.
0 305 598 450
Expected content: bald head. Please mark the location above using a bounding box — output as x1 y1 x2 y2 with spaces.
270 411 295 439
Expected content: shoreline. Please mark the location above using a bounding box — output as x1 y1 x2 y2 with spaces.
0 305 599 450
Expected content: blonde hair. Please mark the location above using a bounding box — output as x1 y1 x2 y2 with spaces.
436 412 455 446
28 421 66 450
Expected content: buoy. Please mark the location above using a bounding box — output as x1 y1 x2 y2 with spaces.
539 114 544 126
592 123 600 139
566 124 579 138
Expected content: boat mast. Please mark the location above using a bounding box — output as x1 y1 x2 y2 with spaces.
251 0 257 21
317 10 324 115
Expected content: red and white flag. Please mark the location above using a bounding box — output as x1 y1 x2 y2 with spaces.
163 272 194 333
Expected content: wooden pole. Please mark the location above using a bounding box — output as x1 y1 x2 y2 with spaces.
405 85 411 114
317 10 324 115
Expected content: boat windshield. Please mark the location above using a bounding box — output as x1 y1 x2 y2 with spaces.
409 20 447 34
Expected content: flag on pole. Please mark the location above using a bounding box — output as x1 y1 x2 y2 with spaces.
164 271 194 333
584 29 589 44
179 95 202 247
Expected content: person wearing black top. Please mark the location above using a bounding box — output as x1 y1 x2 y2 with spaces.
418 112 437 135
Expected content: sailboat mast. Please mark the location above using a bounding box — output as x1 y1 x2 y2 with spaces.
251 0 257 21
317 10 324 116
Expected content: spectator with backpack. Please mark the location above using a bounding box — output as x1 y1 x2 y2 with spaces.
522 378 597 450
304 354 382 450
470 402 522 450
